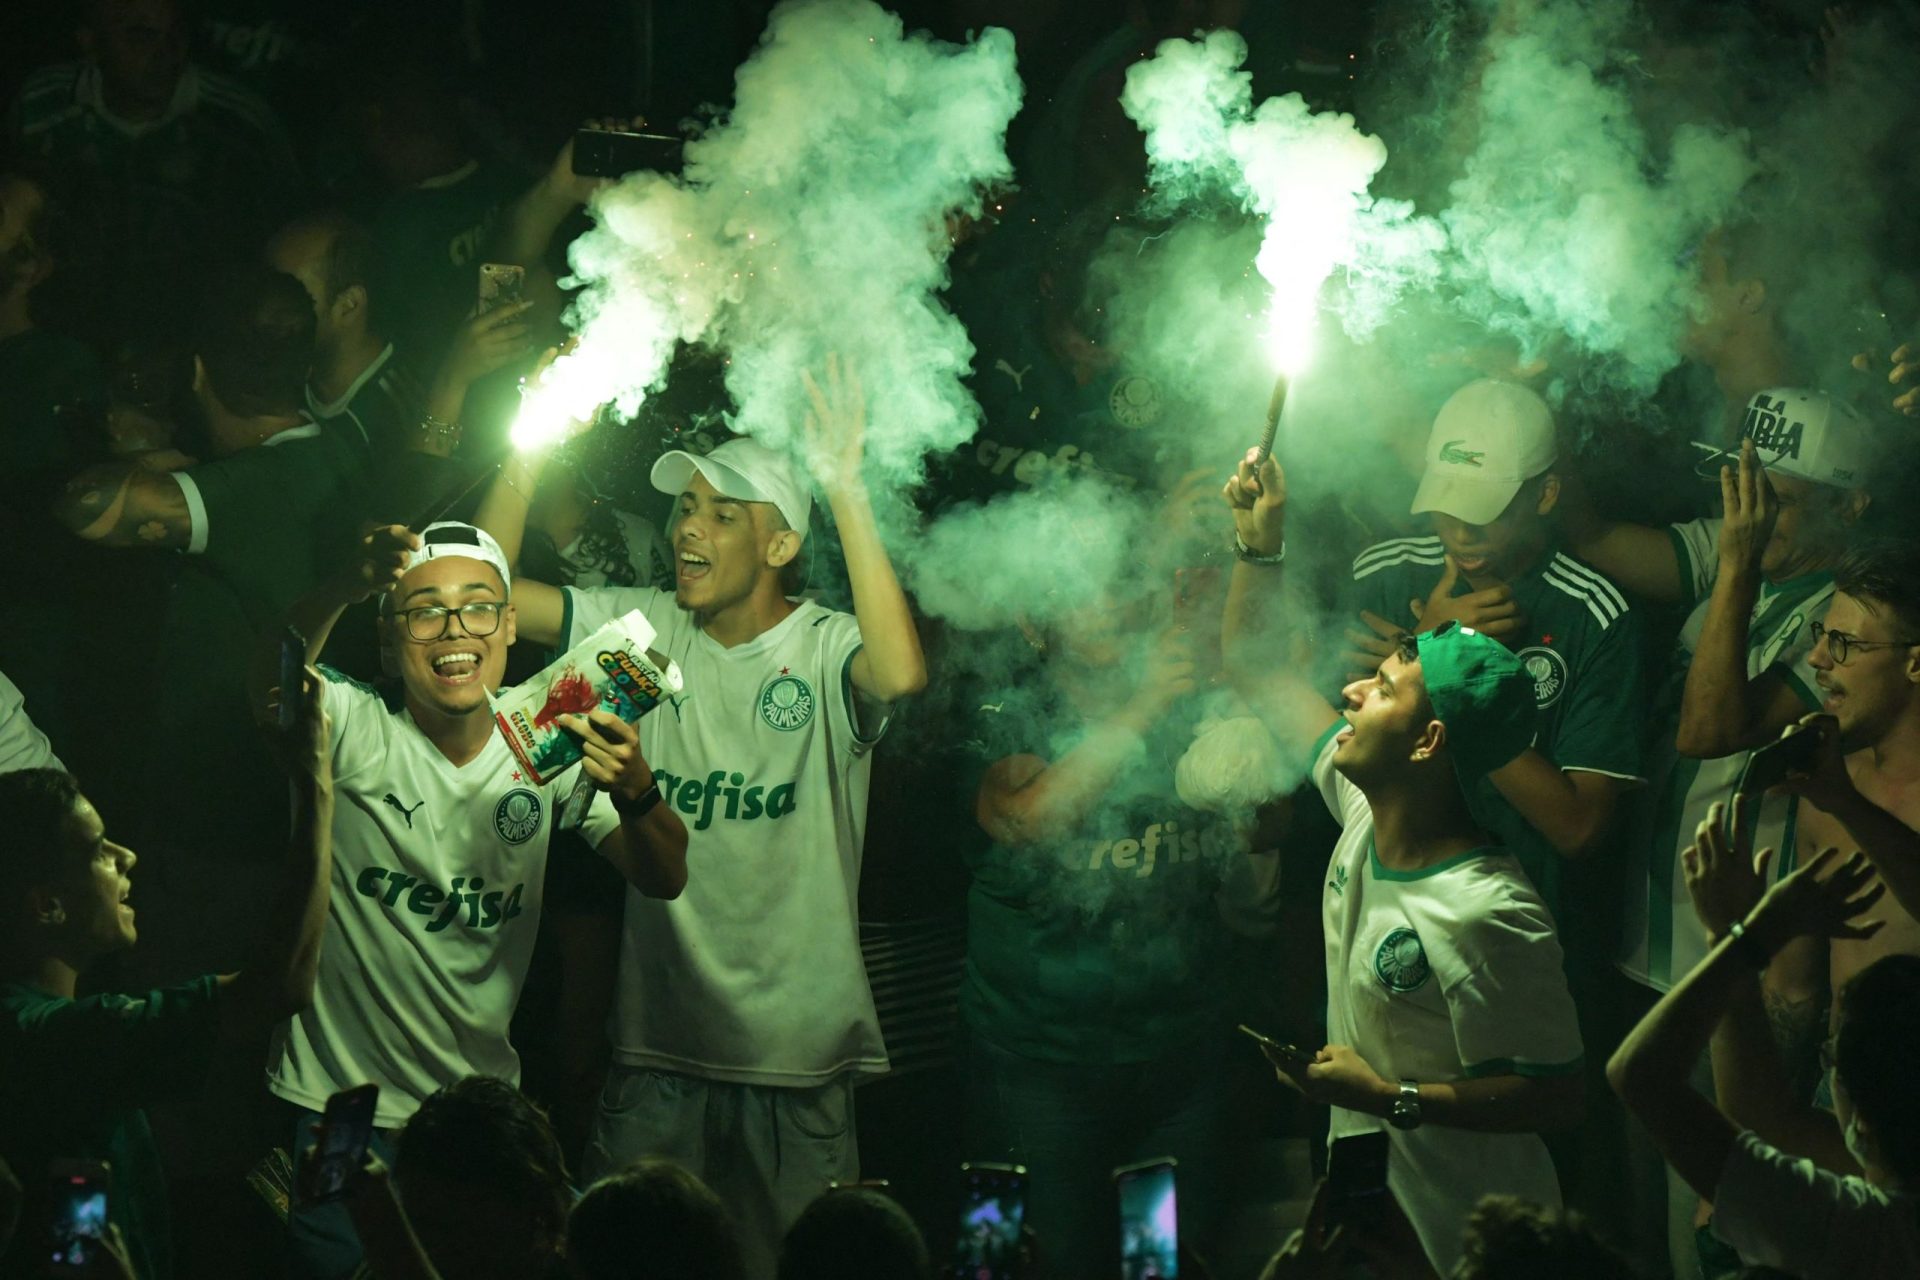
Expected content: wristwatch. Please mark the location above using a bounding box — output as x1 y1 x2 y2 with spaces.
1388 1080 1422 1131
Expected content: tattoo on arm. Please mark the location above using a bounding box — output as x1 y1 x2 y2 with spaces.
58 464 191 548
1765 986 1829 1100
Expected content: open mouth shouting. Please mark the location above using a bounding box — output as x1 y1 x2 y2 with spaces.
431 647 484 685
677 550 712 584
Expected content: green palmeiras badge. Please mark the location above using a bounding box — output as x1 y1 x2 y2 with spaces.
495 789 543 844
760 672 816 732
1515 645 1568 708
1373 927 1431 993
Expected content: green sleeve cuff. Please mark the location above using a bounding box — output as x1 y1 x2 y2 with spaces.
1461 1054 1585 1080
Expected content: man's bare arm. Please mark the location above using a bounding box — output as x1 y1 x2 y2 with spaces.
57 462 192 548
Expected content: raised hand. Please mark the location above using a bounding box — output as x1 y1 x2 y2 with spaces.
1716 439 1779 574
801 352 868 494
348 524 420 602
1745 845 1886 957
1117 626 1199 734
1682 799 1770 940
440 300 536 391
1223 447 1286 555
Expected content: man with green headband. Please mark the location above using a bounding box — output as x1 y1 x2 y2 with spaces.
1223 449 1584 1274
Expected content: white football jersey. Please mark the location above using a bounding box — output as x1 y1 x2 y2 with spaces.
565 587 889 1086
1313 727 1582 1274
266 667 620 1128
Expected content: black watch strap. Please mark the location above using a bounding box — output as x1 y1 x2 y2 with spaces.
616 781 664 819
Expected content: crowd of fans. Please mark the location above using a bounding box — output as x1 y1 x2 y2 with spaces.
3 1 1920 1279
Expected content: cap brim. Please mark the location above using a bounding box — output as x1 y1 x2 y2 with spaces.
650 450 769 505
1409 472 1522 526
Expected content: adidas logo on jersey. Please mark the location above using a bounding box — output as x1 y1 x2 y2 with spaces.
654 768 798 831
354 868 526 933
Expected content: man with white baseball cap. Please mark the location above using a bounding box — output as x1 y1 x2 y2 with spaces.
1563 384 1880 1277
1344 380 1646 929
247 519 689 1279
474 356 927 1277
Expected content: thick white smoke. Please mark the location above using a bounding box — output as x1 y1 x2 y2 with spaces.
1120 30 1444 369
535 0 1022 480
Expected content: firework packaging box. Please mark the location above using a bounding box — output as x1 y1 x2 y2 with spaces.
491 609 682 786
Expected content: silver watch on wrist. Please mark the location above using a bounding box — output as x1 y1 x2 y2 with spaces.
1388 1079 1422 1130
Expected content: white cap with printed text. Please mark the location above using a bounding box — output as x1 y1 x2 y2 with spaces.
1691 388 1880 491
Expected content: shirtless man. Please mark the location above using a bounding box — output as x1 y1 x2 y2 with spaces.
1745 540 1920 1171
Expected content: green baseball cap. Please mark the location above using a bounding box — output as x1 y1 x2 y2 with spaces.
1414 621 1538 789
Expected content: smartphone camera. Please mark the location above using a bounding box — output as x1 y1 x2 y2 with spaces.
1115 1158 1178 1279
48 1161 110 1268
953 1162 1026 1280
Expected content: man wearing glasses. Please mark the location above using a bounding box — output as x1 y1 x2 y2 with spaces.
1734 540 1920 1175
248 520 687 1279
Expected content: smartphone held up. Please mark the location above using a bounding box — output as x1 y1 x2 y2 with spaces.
953 1162 1025 1280
47 1159 111 1269
298 1083 379 1207
1115 1158 1178 1279
571 128 683 178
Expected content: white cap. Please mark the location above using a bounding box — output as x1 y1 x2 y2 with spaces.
402 522 512 594
650 437 812 541
1691 388 1880 490
1410 380 1559 526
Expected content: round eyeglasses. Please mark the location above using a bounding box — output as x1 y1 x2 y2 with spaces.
1809 620 1920 666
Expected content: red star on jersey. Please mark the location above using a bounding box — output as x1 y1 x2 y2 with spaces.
1541 634 1553 645
779 666 790 676
511 770 523 782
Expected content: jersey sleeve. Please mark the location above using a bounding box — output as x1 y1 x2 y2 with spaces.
1444 898 1584 1078
1770 614 1827 711
1346 539 1440 633
579 780 623 851
172 445 290 557
315 664 391 786
1552 605 1646 780
1667 517 1722 608
13 977 223 1109
815 609 888 755
0 669 62 774
562 586 670 649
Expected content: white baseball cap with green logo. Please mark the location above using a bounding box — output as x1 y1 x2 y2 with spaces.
1410 379 1559 526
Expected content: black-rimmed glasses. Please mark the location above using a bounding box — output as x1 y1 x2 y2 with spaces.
393 601 505 642
1809 620 1920 665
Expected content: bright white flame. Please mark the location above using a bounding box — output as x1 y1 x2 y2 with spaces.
1264 302 1315 375
509 345 634 452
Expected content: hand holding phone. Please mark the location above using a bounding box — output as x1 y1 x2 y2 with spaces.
1324 1131 1390 1231
1239 1023 1309 1066
571 129 683 177
298 1084 379 1207
478 263 525 315
1736 717 1831 797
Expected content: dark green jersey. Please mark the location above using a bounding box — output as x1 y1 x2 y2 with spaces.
961 734 1243 1064
0 976 221 1280
1347 537 1646 945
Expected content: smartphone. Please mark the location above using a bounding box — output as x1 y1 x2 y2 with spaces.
276 625 306 731
1114 1158 1178 1279
830 1178 893 1191
1238 1023 1309 1065
571 128 683 178
1737 722 1826 796
477 263 525 315
952 1162 1026 1280
47 1159 110 1268
299 1084 379 1207
1324 1130 1391 1230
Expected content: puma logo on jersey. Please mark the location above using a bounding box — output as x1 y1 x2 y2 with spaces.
654 768 797 831
994 358 1032 391
383 794 426 828
355 867 525 933
1438 439 1485 467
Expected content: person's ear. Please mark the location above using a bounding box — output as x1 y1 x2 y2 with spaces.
502 602 517 649
1411 719 1446 763
29 887 66 927
376 613 400 678
766 529 801 570
1841 489 1871 527
331 284 366 325
1534 472 1561 518
1734 276 1767 316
